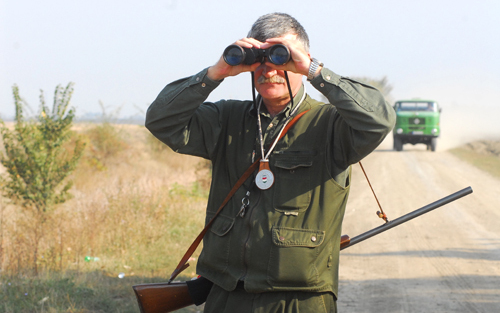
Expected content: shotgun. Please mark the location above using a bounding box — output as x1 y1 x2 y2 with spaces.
133 186 472 313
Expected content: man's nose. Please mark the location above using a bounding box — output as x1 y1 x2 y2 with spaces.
259 64 277 78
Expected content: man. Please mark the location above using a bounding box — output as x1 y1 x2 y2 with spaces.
146 12 395 313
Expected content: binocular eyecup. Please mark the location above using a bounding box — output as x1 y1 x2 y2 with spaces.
223 44 291 66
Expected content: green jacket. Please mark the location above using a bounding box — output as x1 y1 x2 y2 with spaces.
146 67 395 298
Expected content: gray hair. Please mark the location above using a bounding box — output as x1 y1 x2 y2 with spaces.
247 13 310 52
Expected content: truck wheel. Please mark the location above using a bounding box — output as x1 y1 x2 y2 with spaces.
430 138 437 152
394 136 403 151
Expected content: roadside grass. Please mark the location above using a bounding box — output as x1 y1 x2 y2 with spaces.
449 143 500 179
0 271 203 313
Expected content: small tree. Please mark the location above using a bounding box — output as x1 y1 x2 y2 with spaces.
0 83 85 274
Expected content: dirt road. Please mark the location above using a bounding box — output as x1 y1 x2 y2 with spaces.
338 138 500 312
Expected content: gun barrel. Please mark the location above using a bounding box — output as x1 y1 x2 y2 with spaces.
341 186 473 250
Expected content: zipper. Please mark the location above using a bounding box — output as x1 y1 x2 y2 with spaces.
239 187 261 280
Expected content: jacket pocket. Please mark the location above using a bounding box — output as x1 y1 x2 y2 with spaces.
272 153 313 213
209 212 235 236
199 213 235 273
267 226 324 287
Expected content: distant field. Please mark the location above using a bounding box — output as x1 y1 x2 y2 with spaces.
449 139 500 178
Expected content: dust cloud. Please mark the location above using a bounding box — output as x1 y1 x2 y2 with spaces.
439 105 500 150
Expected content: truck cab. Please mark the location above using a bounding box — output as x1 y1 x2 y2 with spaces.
393 99 441 151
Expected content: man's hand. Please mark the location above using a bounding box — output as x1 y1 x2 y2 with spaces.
261 35 321 79
207 38 262 81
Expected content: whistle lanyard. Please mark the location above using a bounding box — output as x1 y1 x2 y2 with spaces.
256 88 307 161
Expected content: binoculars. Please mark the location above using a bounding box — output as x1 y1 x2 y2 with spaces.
223 44 290 66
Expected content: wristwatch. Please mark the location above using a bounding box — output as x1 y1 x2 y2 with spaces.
307 58 323 81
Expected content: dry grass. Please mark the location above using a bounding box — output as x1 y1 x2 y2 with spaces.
1 123 210 277
1 123 210 312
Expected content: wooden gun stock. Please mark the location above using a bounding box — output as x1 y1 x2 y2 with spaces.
340 234 351 249
133 281 192 313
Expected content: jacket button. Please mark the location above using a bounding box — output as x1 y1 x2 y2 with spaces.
311 236 317 242
320 83 325 88
279 236 285 241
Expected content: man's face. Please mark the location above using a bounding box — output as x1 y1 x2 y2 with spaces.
253 34 303 107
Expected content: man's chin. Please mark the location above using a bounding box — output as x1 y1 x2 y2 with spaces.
258 88 289 99
257 84 285 94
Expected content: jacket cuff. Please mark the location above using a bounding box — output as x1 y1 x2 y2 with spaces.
309 67 342 94
188 67 222 97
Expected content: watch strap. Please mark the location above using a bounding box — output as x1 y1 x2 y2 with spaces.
307 58 323 81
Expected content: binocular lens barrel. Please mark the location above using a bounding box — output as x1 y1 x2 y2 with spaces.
223 44 290 66
223 45 246 66
267 45 290 66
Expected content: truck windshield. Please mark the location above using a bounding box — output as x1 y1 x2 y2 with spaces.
396 102 436 112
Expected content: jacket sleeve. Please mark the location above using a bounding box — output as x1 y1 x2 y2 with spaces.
310 67 396 169
145 68 223 160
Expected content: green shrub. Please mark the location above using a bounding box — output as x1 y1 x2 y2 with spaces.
0 83 85 275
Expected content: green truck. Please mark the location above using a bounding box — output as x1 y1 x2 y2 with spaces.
393 99 441 151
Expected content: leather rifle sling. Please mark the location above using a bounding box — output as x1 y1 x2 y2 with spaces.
358 161 389 223
168 109 310 283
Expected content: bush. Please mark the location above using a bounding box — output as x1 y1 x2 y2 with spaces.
0 83 85 275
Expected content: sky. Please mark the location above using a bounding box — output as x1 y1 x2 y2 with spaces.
1 0 500 142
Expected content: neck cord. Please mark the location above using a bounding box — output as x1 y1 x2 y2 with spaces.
252 71 306 161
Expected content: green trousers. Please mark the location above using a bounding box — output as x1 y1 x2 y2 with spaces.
203 283 337 313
